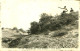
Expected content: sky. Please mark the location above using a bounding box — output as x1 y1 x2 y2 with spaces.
1 0 79 30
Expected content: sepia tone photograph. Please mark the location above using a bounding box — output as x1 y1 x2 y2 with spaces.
0 0 80 50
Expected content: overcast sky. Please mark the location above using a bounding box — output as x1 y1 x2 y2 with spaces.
1 0 79 30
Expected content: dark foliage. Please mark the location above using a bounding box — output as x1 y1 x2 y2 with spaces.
30 12 78 34
2 27 4 30
9 38 21 48
2 38 12 43
30 21 39 34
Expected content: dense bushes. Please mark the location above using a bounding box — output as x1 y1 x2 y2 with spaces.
30 21 39 34
39 13 53 32
30 12 78 34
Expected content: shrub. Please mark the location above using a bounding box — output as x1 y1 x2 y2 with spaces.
39 13 53 32
2 27 4 30
58 13 78 25
29 12 78 34
9 38 21 48
19 28 25 33
51 30 68 37
2 37 12 43
30 21 39 34
12 27 18 30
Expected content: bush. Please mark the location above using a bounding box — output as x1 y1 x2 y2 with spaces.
2 37 12 43
30 21 39 34
39 13 53 32
50 12 78 31
29 12 78 34
51 30 68 37
9 38 21 48
19 28 25 33
2 27 4 30
58 13 78 25
12 27 18 30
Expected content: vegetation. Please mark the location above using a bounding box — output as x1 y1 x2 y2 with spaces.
12 27 18 30
19 28 25 33
2 11 78 48
30 12 78 34
2 27 4 30
30 21 39 34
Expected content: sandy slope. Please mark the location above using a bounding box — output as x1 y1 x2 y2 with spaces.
2 28 78 48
